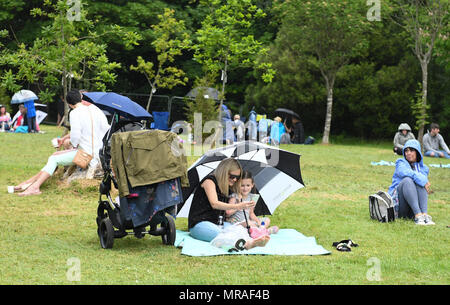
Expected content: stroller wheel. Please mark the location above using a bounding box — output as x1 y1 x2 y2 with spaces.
161 215 176 246
98 218 114 249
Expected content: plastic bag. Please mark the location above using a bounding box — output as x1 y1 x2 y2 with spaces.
210 225 251 251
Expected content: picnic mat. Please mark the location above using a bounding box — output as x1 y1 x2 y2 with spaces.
371 160 450 168
174 229 331 256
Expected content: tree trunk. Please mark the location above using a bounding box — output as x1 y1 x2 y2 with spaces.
322 77 334 144
417 61 428 148
145 89 154 113
218 58 228 122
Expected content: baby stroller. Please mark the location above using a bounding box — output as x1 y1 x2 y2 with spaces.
83 92 182 249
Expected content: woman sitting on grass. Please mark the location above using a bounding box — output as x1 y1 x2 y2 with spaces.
388 139 434 225
188 158 270 250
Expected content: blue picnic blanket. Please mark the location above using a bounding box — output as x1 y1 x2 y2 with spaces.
174 229 331 256
371 160 450 168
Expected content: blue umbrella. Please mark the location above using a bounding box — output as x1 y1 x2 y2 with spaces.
11 90 38 104
82 92 152 120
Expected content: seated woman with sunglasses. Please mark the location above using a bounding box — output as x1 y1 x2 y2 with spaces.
388 140 434 225
188 158 270 249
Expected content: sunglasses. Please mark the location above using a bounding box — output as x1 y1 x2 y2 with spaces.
228 174 241 181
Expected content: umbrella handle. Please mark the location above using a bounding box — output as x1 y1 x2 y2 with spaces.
240 198 251 235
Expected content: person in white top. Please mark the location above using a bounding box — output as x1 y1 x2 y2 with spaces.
14 89 110 196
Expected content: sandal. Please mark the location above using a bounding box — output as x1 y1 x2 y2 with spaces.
335 243 351 252
332 239 359 252
14 182 32 192
228 238 246 252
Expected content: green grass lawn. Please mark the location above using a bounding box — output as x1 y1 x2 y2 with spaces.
0 126 449 285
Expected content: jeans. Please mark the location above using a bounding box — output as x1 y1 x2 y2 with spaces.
397 177 428 218
424 150 450 159
189 221 232 242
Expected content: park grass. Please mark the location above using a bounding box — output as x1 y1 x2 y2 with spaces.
0 126 449 285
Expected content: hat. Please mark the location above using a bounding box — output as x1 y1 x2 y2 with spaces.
398 123 411 131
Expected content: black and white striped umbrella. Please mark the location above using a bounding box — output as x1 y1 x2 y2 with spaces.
177 141 305 217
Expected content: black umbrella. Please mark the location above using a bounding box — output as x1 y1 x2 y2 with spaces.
275 108 300 119
177 141 305 217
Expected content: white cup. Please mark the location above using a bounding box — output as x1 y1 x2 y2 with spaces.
51 138 59 148
7 186 14 194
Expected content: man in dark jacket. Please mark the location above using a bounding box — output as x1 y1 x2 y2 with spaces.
290 117 305 144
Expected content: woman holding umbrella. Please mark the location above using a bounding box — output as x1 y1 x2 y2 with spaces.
188 158 270 249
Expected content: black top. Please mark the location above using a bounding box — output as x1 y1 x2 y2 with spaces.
188 175 228 229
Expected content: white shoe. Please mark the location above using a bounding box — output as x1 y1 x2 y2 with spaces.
414 215 427 225
424 215 435 225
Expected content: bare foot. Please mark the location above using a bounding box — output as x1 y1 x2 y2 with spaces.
245 235 270 250
14 182 32 192
18 187 42 197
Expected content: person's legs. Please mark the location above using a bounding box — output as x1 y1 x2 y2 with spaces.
393 147 403 155
30 117 36 133
18 171 50 196
245 235 270 249
424 150 439 158
15 172 42 191
415 184 428 214
189 221 222 242
18 150 76 196
41 150 77 176
437 150 450 159
397 177 421 218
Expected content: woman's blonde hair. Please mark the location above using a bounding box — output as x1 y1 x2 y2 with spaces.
214 158 242 197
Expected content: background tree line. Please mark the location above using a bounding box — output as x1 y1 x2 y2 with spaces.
0 0 448 141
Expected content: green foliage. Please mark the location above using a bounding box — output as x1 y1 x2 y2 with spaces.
0 0 140 106
411 82 430 131
0 0 448 140
194 0 273 93
130 8 191 105
184 77 219 132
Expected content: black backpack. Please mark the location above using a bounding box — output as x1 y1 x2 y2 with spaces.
369 191 396 222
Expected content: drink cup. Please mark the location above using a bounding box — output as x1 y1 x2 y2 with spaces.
51 138 59 148
7 186 14 194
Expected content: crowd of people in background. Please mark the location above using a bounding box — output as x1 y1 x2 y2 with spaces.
221 105 311 146
393 122 450 159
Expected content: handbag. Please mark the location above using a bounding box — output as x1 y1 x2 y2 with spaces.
73 108 94 169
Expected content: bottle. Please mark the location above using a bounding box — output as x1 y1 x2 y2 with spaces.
218 215 224 230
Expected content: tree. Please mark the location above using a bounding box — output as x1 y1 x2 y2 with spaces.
0 0 140 124
391 0 448 144
277 0 371 144
130 8 191 113
194 0 274 120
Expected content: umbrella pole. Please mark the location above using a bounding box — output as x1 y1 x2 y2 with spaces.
242 209 251 235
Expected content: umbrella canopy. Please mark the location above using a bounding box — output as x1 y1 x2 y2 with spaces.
186 87 220 100
275 108 300 119
82 92 152 120
178 141 305 217
12 103 48 125
11 90 38 104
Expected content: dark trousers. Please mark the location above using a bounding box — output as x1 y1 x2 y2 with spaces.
27 116 36 133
